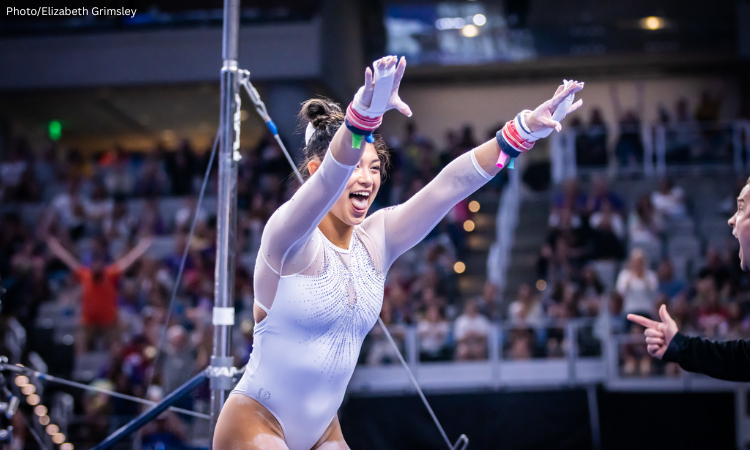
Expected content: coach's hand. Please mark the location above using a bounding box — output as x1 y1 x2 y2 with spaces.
627 305 679 360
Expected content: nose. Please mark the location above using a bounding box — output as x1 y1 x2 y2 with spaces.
358 167 374 187
729 213 736 228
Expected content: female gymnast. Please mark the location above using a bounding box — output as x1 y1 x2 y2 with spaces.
213 55 584 450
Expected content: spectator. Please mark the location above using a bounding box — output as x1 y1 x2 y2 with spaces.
366 300 406 366
508 284 543 326
455 299 490 361
477 281 501 321
103 196 137 240
165 140 197 196
651 177 686 220
656 259 687 299
590 198 626 261
417 305 451 362
694 274 726 338
140 386 190 450
46 236 152 355
51 178 87 240
84 181 113 231
698 248 732 292
610 83 645 169
552 179 587 215
161 325 198 394
616 248 658 318
628 195 663 246
586 176 624 214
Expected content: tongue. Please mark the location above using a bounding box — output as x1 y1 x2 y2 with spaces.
350 195 368 210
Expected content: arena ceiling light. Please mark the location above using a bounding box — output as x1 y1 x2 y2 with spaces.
639 16 665 30
436 15 487 31
461 24 479 38
473 14 486 26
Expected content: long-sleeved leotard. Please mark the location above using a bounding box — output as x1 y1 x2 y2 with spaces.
232 145 494 450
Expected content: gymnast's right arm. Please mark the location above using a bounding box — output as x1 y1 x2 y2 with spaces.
258 56 408 277
258 126 359 276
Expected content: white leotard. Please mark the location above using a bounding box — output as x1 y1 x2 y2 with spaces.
232 146 494 450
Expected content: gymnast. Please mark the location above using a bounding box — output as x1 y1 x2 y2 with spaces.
213 55 584 450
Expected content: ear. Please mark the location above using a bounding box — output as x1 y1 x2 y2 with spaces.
307 159 321 176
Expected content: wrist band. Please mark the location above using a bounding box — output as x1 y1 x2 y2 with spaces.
346 102 381 149
345 118 375 149
346 102 382 131
495 119 535 169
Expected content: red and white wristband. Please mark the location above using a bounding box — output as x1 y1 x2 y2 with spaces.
496 118 535 169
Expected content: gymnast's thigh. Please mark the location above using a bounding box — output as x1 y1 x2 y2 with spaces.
213 393 289 450
311 415 350 450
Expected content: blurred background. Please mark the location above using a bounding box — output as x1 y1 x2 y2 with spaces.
0 0 749 449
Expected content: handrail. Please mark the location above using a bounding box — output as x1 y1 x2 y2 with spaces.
355 317 744 392
550 119 750 182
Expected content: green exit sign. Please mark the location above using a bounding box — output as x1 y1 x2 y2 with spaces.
48 120 62 141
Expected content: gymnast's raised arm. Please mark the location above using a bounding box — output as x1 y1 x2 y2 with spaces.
365 80 585 270
258 56 411 278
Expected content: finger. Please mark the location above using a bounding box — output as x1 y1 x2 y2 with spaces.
394 97 412 117
646 337 665 346
392 56 407 90
644 328 664 338
554 85 565 96
647 344 661 355
363 67 373 92
556 81 584 101
549 83 580 110
567 99 583 114
540 117 561 131
659 304 675 325
627 314 661 329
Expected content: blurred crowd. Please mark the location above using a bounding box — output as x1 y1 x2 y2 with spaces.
569 85 728 168
526 174 750 376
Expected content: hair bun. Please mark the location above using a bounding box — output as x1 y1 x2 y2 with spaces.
300 98 343 130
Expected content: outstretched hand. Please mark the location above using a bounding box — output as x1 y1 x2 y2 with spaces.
627 305 679 360
526 80 585 133
357 55 412 117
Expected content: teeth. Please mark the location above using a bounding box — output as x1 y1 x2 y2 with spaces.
352 191 370 197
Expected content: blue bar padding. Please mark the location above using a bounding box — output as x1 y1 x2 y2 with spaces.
266 120 278 136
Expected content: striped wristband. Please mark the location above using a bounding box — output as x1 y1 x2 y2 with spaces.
346 102 382 149
346 102 382 132
496 119 535 169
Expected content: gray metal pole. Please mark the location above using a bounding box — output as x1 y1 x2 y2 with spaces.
211 0 240 437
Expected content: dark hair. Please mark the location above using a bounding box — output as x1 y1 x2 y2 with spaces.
298 98 390 180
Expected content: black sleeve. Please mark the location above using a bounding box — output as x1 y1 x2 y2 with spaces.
663 332 750 382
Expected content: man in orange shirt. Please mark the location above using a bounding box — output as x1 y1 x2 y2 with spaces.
47 236 151 354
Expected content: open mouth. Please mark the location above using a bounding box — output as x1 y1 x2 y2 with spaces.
349 190 370 213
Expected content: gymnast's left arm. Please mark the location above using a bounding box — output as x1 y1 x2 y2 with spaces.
367 80 585 270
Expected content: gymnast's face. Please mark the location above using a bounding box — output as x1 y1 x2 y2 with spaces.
729 184 750 271
332 144 382 226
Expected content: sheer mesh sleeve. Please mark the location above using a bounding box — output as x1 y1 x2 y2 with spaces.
363 148 494 271
259 150 355 277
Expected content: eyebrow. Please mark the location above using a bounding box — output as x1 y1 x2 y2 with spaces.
739 198 745 203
